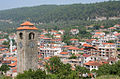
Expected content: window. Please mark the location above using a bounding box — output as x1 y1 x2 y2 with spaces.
19 33 23 39
92 66 93 68
29 32 35 40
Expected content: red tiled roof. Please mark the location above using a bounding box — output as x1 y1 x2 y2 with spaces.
0 48 6 51
60 52 68 55
2 60 11 64
12 70 17 73
51 30 57 33
40 34 45 37
68 47 80 50
51 39 62 41
95 32 103 34
9 62 17 66
100 26 104 28
54 34 61 36
17 26 38 30
115 24 120 26
83 54 91 57
43 38 51 40
12 48 17 52
11 57 17 61
3 51 10 54
0 39 6 41
75 54 81 56
20 21 34 26
83 43 93 47
114 33 120 36
70 39 78 41
11 67 17 70
63 45 72 48
80 48 84 50
84 61 102 66
109 27 116 29
44 57 51 60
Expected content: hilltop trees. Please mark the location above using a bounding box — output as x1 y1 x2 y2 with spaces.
0 1 120 32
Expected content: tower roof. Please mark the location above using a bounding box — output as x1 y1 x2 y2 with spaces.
17 26 38 30
20 21 34 26
17 21 38 30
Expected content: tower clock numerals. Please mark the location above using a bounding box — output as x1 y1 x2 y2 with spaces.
29 42 35 48
19 42 23 48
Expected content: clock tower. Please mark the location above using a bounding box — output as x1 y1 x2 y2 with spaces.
17 21 38 73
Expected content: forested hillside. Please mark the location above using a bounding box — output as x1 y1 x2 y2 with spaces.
0 1 120 32
0 1 120 23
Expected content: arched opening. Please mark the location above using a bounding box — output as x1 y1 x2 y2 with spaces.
19 33 23 39
29 32 35 40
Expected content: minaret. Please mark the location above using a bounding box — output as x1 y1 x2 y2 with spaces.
16 21 38 73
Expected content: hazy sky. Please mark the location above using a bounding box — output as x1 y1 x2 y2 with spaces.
0 0 109 10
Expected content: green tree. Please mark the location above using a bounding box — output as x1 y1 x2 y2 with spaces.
0 64 10 74
16 69 47 79
76 66 90 78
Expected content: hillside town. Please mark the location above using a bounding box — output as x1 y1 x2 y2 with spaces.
0 21 120 78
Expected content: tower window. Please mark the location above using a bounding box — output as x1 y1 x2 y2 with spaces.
29 32 35 40
19 33 23 39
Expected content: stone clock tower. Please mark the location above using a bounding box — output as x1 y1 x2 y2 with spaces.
17 21 38 73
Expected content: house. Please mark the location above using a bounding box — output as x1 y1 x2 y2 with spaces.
68 47 80 54
84 61 103 71
39 44 62 58
51 39 62 43
108 27 116 31
58 30 64 35
92 32 105 39
70 39 79 44
83 55 100 63
98 43 117 58
70 29 79 35
58 52 71 61
53 34 61 38
114 24 120 28
50 30 58 35
41 30 48 35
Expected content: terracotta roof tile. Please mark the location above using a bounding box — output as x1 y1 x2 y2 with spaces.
17 26 38 30
84 61 102 66
44 57 51 60
9 62 17 66
70 39 78 41
83 43 93 47
68 47 80 50
83 54 91 57
60 52 68 55
20 21 34 26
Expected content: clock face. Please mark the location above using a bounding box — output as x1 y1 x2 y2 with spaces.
19 42 23 48
29 42 35 48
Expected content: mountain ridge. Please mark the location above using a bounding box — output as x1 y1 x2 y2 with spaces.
0 1 120 23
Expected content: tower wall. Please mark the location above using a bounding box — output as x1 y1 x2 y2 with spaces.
17 30 38 73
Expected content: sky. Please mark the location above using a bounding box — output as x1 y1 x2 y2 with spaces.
0 0 109 10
